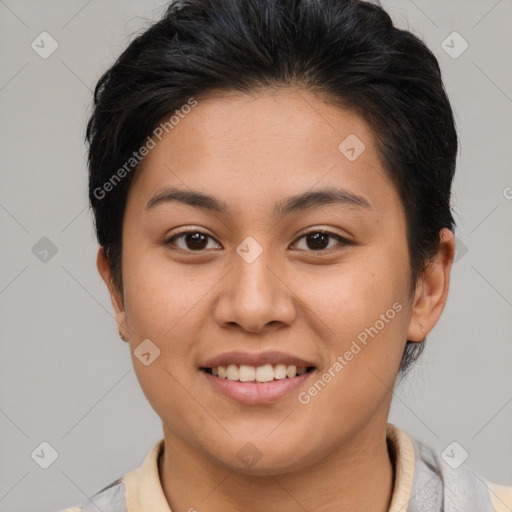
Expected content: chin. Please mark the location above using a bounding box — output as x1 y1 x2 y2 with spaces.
204 436 321 476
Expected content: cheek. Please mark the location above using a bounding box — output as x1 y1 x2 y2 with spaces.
121 255 206 421
122 247 205 338
297 247 408 332
296 247 410 393
296 301 408 444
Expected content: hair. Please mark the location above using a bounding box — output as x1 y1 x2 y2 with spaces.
86 0 458 377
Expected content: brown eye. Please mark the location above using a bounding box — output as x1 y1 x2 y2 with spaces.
292 231 352 252
164 231 221 251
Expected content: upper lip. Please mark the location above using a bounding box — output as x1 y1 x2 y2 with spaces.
200 351 317 369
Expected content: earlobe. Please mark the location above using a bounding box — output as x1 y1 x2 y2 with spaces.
406 228 455 342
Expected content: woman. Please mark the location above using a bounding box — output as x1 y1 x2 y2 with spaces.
60 0 512 510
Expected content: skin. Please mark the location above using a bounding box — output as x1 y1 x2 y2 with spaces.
97 87 455 512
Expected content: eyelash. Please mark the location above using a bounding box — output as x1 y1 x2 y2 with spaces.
163 229 353 253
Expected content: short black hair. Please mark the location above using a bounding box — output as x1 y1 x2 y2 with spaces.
86 0 458 377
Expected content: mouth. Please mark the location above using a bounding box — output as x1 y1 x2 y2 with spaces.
198 351 318 404
200 364 316 383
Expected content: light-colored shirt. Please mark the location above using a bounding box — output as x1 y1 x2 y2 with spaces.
58 423 512 511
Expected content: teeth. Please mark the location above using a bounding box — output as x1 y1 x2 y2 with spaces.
286 365 297 378
255 364 274 382
226 364 239 381
239 365 255 382
274 364 288 379
208 364 311 382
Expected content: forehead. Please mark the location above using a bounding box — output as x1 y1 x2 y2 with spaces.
142 88 375 164
127 88 401 218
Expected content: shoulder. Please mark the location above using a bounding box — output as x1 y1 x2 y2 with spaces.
55 438 165 512
411 435 511 511
486 480 512 512
56 477 127 512
388 424 512 512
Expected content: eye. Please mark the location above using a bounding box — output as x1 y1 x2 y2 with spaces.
164 230 222 252
291 230 353 252
163 228 353 253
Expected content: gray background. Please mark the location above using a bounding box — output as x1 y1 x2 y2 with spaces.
0 0 511 510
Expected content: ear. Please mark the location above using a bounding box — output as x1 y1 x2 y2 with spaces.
407 228 455 342
96 246 129 341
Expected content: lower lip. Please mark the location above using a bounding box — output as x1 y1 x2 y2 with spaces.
199 369 316 405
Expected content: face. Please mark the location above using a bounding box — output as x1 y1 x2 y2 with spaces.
98 88 453 475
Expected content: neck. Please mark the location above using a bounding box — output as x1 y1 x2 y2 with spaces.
158 422 395 512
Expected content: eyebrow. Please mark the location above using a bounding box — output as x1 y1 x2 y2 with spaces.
145 186 372 217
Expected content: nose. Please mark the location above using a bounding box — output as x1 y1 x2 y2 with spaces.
212 248 297 334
